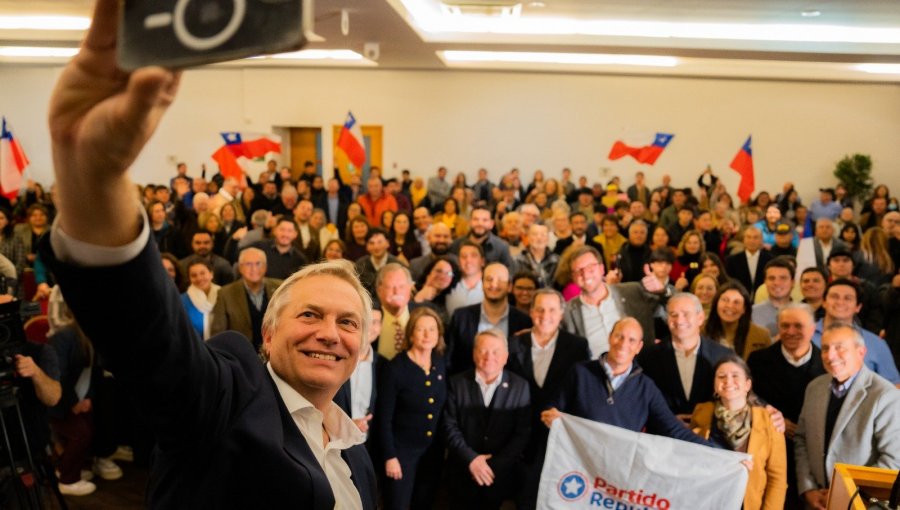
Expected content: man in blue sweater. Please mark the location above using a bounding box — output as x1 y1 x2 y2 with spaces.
541 317 710 446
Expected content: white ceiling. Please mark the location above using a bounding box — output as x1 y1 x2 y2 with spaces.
0 0 898 81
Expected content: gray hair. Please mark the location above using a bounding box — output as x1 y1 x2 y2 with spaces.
250 209 269 228
531 288 566 312
375 263 413 289
474 328 508 352
822 321 865 348
261 259 372 357
777 302 815 325
238 247 267 265
667 292 703 313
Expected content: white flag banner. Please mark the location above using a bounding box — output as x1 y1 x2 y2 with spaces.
537 414 750 510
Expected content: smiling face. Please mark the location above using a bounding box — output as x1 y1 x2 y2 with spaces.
716 289 745 324
409 314 440 352
701 258 720 278
428 260 454 291
667 296 705 342
683 234 702 254
606 320 643 373
800 271 826 302
482 263 511 304
764 267 793 301
570 252 605 294
263 275 363 405
714 362 752 407
821 326 866 383
530 292 563 337
393 213 410 235
473 333 508 382
824 284 861 322
324 241 344 260
692 276 718 306
778 307 815 355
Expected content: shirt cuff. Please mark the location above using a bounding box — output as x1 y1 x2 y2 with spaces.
49 208 150 267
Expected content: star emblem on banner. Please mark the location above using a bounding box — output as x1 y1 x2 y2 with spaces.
558 472 587 501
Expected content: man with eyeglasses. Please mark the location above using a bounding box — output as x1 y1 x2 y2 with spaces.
563 245 669 358
211 247 283 350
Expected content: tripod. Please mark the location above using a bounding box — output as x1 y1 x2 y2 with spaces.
0 385 67 510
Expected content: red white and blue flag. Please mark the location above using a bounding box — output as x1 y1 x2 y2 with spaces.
211 132 282 180
336 111 366 169
608 132 674 165
0 117 28 199
730 136 754 204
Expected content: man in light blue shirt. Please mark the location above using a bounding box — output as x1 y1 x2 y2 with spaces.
811 279 900 385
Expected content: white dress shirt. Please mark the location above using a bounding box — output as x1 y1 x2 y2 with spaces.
531 332 559 388
673 341 699 400
349 354 374 420
580 296 622 359
745 250 761 287
474 371 503 406
268 364 365 510
52 214 366 510
781 344 814 367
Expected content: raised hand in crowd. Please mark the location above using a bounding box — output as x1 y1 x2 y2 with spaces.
640 264 665 293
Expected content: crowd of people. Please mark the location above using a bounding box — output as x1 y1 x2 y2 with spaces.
10 3 894 509
13 145 899 508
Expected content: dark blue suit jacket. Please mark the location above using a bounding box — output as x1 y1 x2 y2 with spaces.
442 369 531 476
506 329 590 459
637 336 732 416
42 236 377 509
446 304 532 374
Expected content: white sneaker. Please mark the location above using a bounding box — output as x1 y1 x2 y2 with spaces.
110 445 134 462
93 457 123 481
58 479 96 496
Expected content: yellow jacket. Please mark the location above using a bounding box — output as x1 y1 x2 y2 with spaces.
690 403 787 510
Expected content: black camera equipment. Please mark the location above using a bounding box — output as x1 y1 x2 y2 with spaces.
118 0 313 70
0 300 67 510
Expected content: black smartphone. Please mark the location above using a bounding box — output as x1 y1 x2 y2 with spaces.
117 0 313 70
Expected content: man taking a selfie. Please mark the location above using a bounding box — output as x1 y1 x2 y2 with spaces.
40 1 376 508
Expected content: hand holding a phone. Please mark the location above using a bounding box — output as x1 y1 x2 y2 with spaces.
49 0 181 247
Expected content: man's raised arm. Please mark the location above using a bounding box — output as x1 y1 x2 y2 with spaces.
48 0 180 247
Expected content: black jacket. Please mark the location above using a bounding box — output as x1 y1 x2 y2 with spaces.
446 303 532 374
637 336 732 415
42 236 377 509
442 369 531 476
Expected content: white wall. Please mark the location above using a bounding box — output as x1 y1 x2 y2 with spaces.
2 64 899 203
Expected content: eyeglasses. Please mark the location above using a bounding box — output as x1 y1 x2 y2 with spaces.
240 261 264 268
433 269 454 277
571 263 601 277
514 285 536 292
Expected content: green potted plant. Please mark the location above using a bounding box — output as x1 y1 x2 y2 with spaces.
833 153 873 204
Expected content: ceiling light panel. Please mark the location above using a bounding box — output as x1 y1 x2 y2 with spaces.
0 15 90 30
395 0 900 51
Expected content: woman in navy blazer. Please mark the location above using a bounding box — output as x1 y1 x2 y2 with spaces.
376 306 448 509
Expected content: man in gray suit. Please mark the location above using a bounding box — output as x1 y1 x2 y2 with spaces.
563 245 671 357
794 323 900 510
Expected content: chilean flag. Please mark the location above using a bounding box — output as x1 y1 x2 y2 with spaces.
608 133 674 165
336 111 366 169
211 132 282 179
729 136 754 204
0 117 28 199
